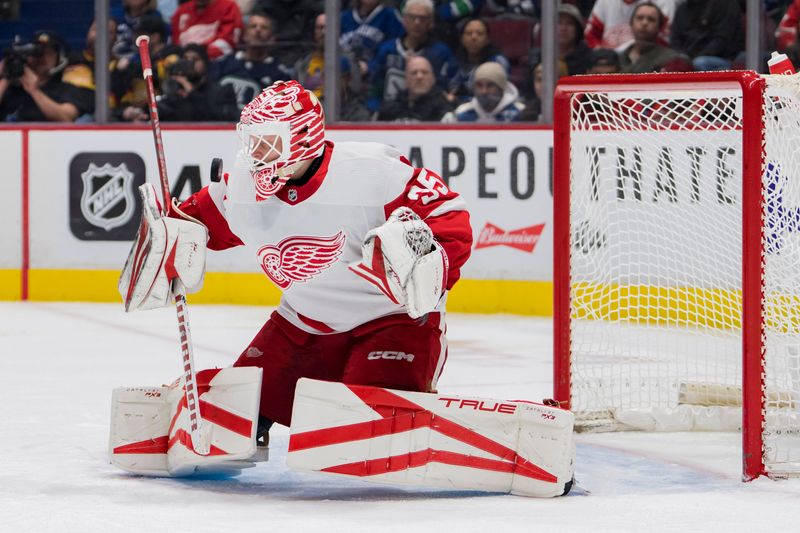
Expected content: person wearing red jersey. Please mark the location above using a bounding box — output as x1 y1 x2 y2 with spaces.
777 0 800 52
122 78 472 436
584 0 676 51
171 0 243 60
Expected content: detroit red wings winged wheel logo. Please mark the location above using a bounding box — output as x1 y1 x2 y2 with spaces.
253 166 286 201
257 232 346 289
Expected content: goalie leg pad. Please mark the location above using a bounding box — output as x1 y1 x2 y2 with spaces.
109 366 263 477
286 378 575 498
109 385 172 476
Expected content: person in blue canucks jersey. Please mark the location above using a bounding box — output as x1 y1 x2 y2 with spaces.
367 0 457 112
211 12 294 111
340 0 405 69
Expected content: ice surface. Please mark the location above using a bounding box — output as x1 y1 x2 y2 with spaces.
1 302 799 532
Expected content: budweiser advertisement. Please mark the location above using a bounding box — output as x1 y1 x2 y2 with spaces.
474 222 545 253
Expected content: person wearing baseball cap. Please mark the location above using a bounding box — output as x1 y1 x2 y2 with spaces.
588 48 621 74
0 30 95 121
454 61 524 122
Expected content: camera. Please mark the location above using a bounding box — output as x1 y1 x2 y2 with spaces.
160 57 199 100
168 58 195 78
1 37 43 80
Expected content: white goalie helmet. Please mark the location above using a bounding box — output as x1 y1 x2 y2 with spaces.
237 80 326 201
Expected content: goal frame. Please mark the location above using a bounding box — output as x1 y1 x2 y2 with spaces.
552 70 767 481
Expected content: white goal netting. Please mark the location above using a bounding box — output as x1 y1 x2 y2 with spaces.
564 73 800 476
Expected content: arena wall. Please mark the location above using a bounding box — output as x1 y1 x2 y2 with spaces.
0 125 554 315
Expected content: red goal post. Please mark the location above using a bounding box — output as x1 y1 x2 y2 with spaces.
552 70 800 481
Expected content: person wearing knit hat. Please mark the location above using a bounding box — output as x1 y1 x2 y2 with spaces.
454 60 523 122
475 61 506 90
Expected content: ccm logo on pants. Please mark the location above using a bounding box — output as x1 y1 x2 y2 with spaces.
367 351 415 362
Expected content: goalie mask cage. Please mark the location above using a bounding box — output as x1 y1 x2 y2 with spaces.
553 70 800 481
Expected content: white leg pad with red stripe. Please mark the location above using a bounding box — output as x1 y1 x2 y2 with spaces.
286 379 575 497
109 367 262 477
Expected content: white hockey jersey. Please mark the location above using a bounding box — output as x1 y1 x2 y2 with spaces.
180 141 473 334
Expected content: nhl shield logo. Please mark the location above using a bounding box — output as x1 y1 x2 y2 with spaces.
69 152 145 241
80 162 136 231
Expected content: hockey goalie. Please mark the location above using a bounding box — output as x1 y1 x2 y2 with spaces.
109 80 575 497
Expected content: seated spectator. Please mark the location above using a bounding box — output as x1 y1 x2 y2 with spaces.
670 0 743 72
557 3 592 75
340 0 404 72
448 17 510 104
122 44 239 121
112 0 163 60
0 31 94 122
115 15 177 121
776 0 800 51
340 58 372 121
587 47 621 74
172 0 244 60
213 11 293 110
294 12 326 100
454 61 523 122
63 19 120 119
294 12 363 108
585 0 677 50
619 3 688 74
432 0 486 47
516 60 568 122
377 55 453 121
254 0 325 64
367 0 457 112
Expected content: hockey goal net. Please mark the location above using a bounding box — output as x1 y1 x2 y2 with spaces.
553 71 800 480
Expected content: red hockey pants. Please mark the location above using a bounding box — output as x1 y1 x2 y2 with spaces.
233 311 448 427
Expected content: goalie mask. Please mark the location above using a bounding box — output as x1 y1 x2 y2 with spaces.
237 80 325 201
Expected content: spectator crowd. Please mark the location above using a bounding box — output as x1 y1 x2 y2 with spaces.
0 0 793 123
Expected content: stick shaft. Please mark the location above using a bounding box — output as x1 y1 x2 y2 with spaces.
136 36 171 216
135 35 204 441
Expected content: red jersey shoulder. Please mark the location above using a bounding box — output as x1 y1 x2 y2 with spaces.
384 156 459 220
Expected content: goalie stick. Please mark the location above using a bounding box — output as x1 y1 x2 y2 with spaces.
135 35 209 455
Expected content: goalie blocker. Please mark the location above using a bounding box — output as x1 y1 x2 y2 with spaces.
110 376 574 497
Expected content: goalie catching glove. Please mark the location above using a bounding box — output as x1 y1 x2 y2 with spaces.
119 183 207 311
350 207 448 319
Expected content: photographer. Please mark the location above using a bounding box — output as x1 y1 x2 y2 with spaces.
0 31 94 122
123 43 238 122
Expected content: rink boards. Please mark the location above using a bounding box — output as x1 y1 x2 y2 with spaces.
0 125 554 314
